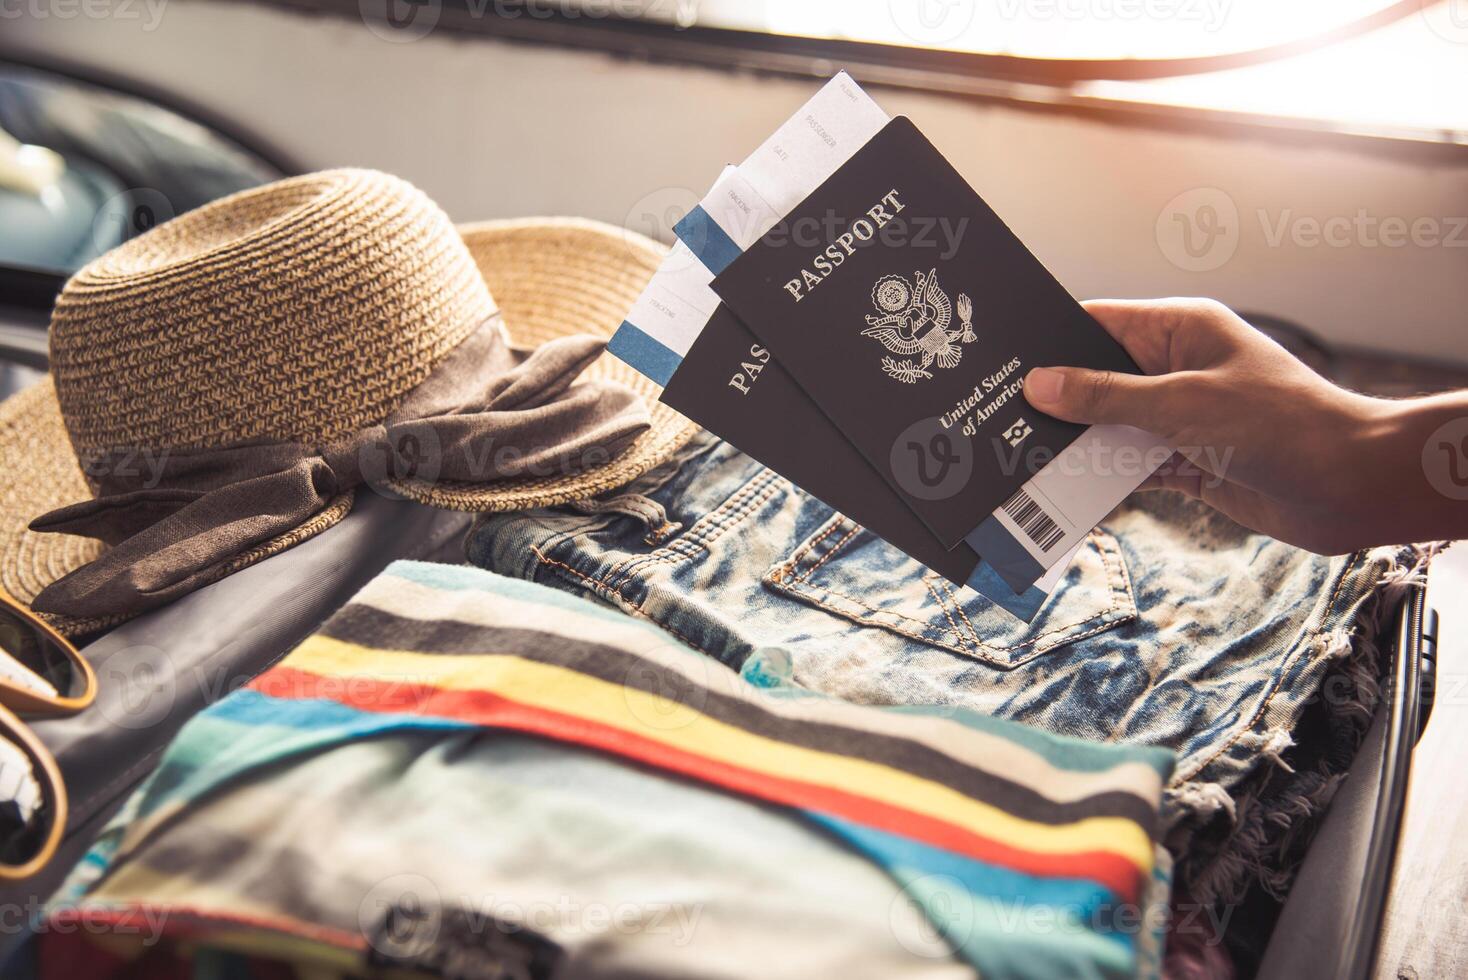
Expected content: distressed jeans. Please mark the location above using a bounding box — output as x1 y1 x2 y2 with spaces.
468 433 1413 905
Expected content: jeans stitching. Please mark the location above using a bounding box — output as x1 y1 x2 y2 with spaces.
1093 531 1134 616
529 545 719 661
778 572 1135 662
922 576 972 649
649 472 783 567
655 480 784 568
531 544 629 605
597 474 787 595
609 472 772 584
934 576 982 645
787 515 850 576
774 524 1138 657
796 523 863 585
778 576 991 660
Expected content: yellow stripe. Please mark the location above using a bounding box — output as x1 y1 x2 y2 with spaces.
282 637 1154 870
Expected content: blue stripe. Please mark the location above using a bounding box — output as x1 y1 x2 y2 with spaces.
210 688 468 736
606 322 682 386
812 814 1132 943
674 205 742 274
134 692 473 818
965 517 1047 595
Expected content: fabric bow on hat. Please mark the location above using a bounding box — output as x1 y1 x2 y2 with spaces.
29 330 649 620
0 170 697 637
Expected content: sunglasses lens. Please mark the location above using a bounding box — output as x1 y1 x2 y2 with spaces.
0 605 79 701
0 731 53 871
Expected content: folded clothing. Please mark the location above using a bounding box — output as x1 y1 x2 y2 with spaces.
466 432 1419 907
42 561 1174 980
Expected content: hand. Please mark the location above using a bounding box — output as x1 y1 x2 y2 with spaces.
1022 298 1468 554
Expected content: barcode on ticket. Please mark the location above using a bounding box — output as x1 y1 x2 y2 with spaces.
1001 488 1066 553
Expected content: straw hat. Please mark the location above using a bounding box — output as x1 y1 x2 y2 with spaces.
0 170 698 635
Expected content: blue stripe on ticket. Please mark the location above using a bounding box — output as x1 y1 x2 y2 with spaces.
607 322 682 387
675 205 742 275
965 518 1046 596
964 560 1048 622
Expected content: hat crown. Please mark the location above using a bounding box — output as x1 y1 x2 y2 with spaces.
49 169 494 462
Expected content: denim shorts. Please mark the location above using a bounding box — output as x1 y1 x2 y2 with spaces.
468 433 1413 905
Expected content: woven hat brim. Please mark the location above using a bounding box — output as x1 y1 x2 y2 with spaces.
0 378 354 637
386 217 700 511
0 218 697 632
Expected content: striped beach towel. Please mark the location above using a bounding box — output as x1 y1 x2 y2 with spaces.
45 562 1174 979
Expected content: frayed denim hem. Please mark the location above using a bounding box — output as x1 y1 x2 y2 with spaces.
1167 543 1438 910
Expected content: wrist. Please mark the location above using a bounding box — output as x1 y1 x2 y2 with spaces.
1341 393 1406 466
1336 391 1468 544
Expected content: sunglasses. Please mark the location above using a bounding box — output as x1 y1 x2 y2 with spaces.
0 588 95 880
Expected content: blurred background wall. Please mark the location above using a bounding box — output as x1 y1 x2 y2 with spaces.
3 1 1466 363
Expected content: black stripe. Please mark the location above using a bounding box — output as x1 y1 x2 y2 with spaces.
320 602 1162 836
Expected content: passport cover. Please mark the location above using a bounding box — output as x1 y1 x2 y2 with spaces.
661 303 985 590
712 115 1139 549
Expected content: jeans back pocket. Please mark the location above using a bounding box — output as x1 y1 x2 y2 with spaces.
766 515 1137 670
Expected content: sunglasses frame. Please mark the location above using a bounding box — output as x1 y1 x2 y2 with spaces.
0 701 66 880
0 588 95 879
0 588 96 717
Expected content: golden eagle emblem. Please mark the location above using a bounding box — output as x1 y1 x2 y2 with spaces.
861 269 975 384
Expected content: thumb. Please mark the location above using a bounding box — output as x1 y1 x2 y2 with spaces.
1023 366 1174 429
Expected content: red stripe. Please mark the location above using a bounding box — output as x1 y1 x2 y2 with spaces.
251 666 1143 901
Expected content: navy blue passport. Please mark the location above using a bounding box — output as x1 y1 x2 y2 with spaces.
660 304 1053 619
710 116 1140 551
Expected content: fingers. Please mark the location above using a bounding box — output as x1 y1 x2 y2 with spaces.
1081 297 1235 375
1030 297 1248 428
1137 470 1204 497
1080 299 1181 375
1023 365 1179 430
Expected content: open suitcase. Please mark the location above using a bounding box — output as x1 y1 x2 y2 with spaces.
1257 580 1440 980
0 266 1451 979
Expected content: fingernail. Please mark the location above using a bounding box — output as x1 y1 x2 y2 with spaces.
1025 367 1064 405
